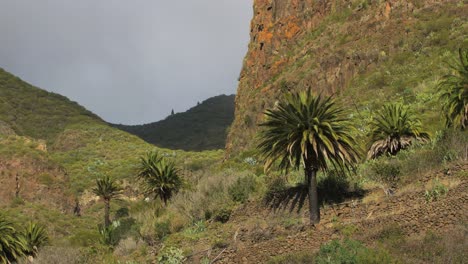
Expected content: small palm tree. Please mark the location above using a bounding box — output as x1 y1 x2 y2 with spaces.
0 215 26 263
21 222 48 257
438 48 468 130
367 103 429 159
258 90 359 224
137 152 184 206
92 176 123 228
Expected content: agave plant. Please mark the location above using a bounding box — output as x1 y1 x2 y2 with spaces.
367 103 429 159
438 48 468 130
137 152 184 206
21 222 48 257
258 89 360 224
0 215 27 263
92 176 123 228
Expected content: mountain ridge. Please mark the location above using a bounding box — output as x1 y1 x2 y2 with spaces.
113 94 235 151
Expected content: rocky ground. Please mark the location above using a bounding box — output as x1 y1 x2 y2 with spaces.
179 163 468 263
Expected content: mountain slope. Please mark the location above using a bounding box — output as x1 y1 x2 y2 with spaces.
113 94 235 151
0 68 102 143
227 0 468 155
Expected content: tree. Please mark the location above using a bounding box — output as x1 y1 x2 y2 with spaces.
137 152 184 206
0 215 26 263
92 176 123 228
367 103 429 159
438 48 468 130
258 90 359 224
21 222 48 257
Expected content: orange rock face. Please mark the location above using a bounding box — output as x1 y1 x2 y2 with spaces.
226 0 462 155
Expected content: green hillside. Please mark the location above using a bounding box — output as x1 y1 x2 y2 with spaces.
0 68 225 262
0 68 102 143
113 94 235 151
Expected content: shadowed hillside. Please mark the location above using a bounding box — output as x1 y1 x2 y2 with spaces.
113 94 235 151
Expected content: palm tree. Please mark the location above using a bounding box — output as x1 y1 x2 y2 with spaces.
367 103 429 159
137 152 184 206
0 215 26 264
21 222 48 257
438 48 468 130
258 90 359 224
92 176 123 228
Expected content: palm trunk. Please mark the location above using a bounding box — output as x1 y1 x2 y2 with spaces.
104 198 111 228
305 166 320 225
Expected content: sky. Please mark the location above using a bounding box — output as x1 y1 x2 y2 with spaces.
0 0 253 124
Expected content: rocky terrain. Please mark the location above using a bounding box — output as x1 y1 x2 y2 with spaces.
227 0 467 154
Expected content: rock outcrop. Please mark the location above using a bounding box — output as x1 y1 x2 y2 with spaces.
226 0 466 155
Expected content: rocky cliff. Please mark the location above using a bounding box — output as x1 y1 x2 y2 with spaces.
227 0 467 155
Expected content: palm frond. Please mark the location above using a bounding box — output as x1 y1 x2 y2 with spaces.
137 152 184 205
367 103 430 159
438 48 468 130
257 89 360 173
92 175 123 201
21 222 48 257
0 215 27 263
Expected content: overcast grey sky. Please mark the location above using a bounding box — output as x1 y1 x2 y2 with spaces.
0 0 252 124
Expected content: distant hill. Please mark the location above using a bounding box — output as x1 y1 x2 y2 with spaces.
113 94 235 151
0 67 102 143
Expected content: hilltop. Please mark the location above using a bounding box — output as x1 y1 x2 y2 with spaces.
0 68 102 143
113 94 235 151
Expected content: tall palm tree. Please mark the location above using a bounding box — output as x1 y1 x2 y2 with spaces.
137 152 184 206
367 103 429 159
438 48 468 130
258 90 359 224
0 215 26 264
21 222 48 257
92 176 123 228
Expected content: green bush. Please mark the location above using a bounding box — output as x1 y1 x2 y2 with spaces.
69 230 101 247
371 160 401 184
213 207 232 223
155 220 171 239
315 239 394 264
263 176 287 202
424 179 448 203
228 174 257 203
157 246 185 264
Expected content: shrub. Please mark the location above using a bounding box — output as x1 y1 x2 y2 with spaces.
155 220 171 239
315 239 393 264
69 230 101 247
112 217 138 244
157 246 185 264
99 223 119 247
383 226 466 263
212 239 229 249
21 222 48 257
228 174 257 203
369 159 401 195
213 207 232 223
263 176 287 202
424 179 448 202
